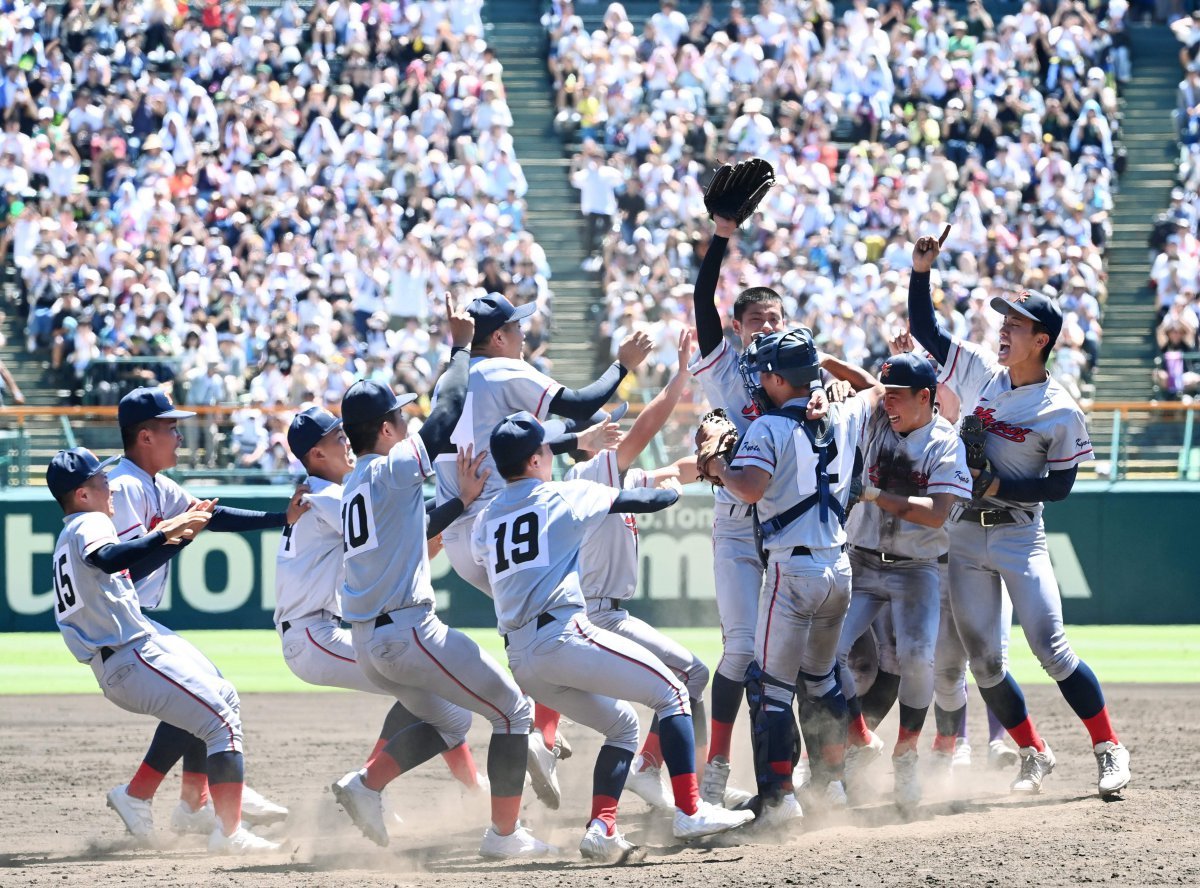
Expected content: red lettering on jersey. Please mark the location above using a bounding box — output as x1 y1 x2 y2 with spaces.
148 515 163 530
971 406 1033 443
741 403 761 420
868 464 930 489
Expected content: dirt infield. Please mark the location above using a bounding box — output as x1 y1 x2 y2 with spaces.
1 685 1196 887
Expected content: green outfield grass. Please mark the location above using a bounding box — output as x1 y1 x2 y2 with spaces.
1 626 1197 695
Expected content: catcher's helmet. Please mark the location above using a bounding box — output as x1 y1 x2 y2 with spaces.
738 327 821 413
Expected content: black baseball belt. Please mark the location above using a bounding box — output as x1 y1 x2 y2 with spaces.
850 545 949 565
955 507 1034 527
504 612 556 648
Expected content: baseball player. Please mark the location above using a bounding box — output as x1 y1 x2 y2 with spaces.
908 230 1131 797
690 211 801 806
45 448 277 854
103 386 304 839
472 412 754 862
566 330 711 810
432 291 652 765
699 328 876 826
333 366 556 859
824 351 972 811
278 405 494 803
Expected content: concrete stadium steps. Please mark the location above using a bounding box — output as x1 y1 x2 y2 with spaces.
1091 24 1182 474
485 0 604 388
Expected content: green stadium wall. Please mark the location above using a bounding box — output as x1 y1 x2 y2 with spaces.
2 482 1197 631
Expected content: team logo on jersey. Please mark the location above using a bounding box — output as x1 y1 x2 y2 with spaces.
971 406 1033 443
868 463 929 490
741 402 762 420
148 515 162 530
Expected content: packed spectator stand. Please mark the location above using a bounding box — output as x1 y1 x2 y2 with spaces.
547 0 1127 409
1 0 555 474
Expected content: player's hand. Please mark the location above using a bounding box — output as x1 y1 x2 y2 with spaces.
888 328 916 356
713 214 737 239
578 418 621 453
657 476 683 495
807 386 830 420
911 225 950 273
158 509 213 545
616 330 653 371
455 445 491 507
427 533 445 560
285 483 312 525
446 291 475 349
824 379 854 404
676 327 695 377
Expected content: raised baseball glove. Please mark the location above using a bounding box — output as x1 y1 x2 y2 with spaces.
704 157 775 226
960 414 995 499
694 408 739 486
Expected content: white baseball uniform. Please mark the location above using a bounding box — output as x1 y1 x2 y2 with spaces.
342 433 527 739
53 511 242 756
689 338 764 683
472 478 689 753
566 451 710 702
434 357 564 593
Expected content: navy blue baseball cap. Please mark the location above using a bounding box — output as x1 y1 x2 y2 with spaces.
990 291 1063 345
341 380 418 425
490 411 567 476
46 447 119 501
117 387 196 428
288 406 343 461
879 352 938 390
467 292 537 339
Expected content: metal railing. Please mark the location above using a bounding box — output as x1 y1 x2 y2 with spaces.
1 400 1200 485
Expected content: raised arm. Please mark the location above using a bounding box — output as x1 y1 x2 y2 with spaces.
818 352 884 409
609 486 680 514
548 331 651 421
615 329 693 472
694 217 736 357
419 293 474 456
907 227 955 366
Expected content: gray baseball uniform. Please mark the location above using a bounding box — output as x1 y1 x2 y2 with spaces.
731 395 870 701
472 478 689 753
937 337 1093 686
342 433 527 739
837 409 971 710
566 451 710 702
434 357 564 593
689 338 765 683
54 511 241 756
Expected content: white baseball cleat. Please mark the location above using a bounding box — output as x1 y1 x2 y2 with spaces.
844 731 885 805
170 800 217 835
240 785 289 826
892 749 921 811
479 822 559 859
988 739 1019 770
820 779 849 810
578 819 644 863
792 753 811 790
951 738 972 771
625 756 674 810
673 799 755 839
106 784 154 839
1011 745 1056 794
526 731 562 810
754 794 804 831
207 824 282 855
1094 741 1131 797
331 770 388 846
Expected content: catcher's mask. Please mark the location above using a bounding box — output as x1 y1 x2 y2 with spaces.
738 327 821 412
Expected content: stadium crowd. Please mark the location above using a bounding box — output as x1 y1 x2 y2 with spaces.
2 0 554 469
547 0 1126 405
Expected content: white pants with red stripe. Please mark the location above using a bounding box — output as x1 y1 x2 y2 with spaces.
586 600 710 701
756 551 853 702
91 634 242 756
280 614 398 695
350 605 526 742
506 611 690 753
146 618 222 679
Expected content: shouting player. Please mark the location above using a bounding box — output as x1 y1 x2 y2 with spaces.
907 230 1131 798
103 387 305 838
473 412 754 862
46 448 277 854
